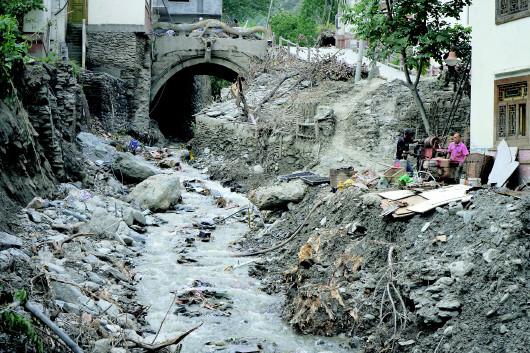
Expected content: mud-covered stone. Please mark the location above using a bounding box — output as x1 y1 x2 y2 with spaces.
249 180 307 210
115 152 160 183
127 174 181 211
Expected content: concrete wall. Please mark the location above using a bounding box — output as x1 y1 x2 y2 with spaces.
153 0 221 22
23 0 68 55
88 0 146 26
470 0 530 151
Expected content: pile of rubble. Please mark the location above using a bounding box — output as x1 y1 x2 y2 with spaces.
0 132 189 352
236 182 530 353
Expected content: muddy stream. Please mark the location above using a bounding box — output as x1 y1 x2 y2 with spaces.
134 161 352 352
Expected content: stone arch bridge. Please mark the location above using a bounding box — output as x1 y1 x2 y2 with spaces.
150 21 269 102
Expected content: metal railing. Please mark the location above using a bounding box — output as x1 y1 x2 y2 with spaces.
278 36 313 62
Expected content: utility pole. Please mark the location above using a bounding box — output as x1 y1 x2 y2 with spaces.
355 40 365 82
266 0 274 27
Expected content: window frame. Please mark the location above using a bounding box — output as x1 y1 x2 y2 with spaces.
496 0 530 25
494 75 530 147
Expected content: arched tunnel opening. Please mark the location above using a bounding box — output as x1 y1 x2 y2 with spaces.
150 63 239 141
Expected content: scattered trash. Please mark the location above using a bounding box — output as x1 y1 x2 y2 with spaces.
197 231 212 242
432 234 448 243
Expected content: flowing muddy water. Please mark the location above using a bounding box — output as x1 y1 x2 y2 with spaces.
135 162 352 353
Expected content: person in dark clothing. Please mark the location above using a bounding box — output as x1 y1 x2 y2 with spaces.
395 129 415 173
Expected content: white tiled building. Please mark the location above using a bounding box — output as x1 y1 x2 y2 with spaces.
470 0 530 151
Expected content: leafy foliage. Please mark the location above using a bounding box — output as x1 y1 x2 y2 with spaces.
300 0 338 25
211 77 231 101
342 0 472 135
0 14 30 96
270 11 318 47
342 0 472 69
0 0 43 97
0 0 44 22
222 0 270 25
0 289 44 353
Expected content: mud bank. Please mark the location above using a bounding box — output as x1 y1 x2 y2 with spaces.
231 186 530 353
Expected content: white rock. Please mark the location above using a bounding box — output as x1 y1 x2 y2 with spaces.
482 248 500 263
92 338 112 353
127 174 181 212
249 180 307 210
448 261 474 278
252 165 265 174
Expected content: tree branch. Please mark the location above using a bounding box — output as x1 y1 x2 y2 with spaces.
401 50 414 86
129 323 202 351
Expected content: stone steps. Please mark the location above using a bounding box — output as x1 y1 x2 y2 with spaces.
66 24 82 64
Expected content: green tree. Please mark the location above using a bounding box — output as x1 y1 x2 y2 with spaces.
0 0 44 23
270 11 318 47
300 0 338 25
223 0 270 24
343 0 471 136
0 0 44 97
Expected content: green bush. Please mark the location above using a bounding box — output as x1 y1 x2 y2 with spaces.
0 0 44 21
0 0 44 97
270 11 318 47
0 14 30 96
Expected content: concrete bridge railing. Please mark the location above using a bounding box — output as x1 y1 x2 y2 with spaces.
150 22 269 101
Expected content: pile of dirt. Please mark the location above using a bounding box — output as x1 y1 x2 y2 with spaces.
192 49 470 193
236 186 529 353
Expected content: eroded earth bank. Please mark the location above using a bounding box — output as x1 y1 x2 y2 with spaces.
1 52 528 353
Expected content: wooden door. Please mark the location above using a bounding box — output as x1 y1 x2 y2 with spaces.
68 0 87 24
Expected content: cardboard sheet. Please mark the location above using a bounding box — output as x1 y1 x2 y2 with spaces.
419 185 471 202
407 195 472 213
378 190 416 201
488 139 519 186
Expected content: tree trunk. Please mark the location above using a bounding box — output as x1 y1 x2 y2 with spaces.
401 55 432 136
410 85 432 136
355 40 365 83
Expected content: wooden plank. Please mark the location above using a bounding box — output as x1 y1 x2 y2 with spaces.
378 190 416 201
392 195 427 218
408 195 472 214
419 185 471 201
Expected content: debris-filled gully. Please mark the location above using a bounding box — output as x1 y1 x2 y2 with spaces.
135 161 351 353
2 51 529 353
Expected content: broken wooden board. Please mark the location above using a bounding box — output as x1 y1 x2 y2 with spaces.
392 195 428 218
380 199 399 217
407 195 472 214
378 190 416 201
419 184 471 202
488 139 519 186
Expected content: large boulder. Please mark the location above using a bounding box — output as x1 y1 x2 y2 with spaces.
0 232 22 251
249 180 308 210
115 152 160 183
77 132 117 163
127 174 181 212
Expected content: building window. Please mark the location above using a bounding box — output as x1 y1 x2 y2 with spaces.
496 0 530 24
495 76 530 145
